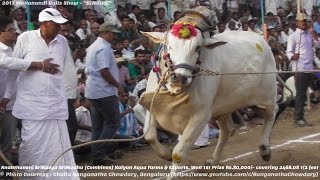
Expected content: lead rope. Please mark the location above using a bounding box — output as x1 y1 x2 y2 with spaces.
191 68 320 77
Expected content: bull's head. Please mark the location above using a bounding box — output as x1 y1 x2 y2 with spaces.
142 23 226 94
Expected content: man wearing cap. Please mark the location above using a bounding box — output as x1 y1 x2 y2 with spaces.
0 15 60 172
85 22 122 165
2 8 79 179
287 13 320 127
0 16 60 109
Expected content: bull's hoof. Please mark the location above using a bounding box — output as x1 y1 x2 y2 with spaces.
261 154 271 162
204 159 214 166
229 128 236 137
147 141 172 161
166 175 177 180
159 154 172 162
159 148 173 162
204 159 221 172
259 145 271 162
204 158 218 166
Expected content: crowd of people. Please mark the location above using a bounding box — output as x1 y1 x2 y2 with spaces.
1 0 320 178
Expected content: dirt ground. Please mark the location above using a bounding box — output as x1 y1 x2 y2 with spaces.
79 104 320 180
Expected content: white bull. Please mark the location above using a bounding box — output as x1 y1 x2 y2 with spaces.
140 26 278 178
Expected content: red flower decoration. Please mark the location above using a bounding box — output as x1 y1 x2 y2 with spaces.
171 23 197 39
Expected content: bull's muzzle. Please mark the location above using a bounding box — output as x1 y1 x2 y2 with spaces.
170 74 192 86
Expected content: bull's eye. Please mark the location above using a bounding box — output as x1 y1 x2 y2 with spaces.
196 46 201 52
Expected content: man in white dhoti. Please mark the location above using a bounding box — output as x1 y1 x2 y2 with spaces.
2 8 79 180
0 15 59 169
178 124 209 149
192 124 209 149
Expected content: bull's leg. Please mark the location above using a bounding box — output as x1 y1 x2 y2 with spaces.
227 117 236 136
144 111 172 161
205 114 232 165
259 105 277 161
167 114 210 180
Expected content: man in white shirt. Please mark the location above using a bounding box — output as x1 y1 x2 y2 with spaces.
286 13 320 127
0 16 20 165
84 9 97 35
75 97 92 145
209 0 223 13
265 0 278 15
59 23 79 146
128 0 154 12
75 19 88 40
128 5 140 23
301 0 314 19
227 12 241 30
0 15 60 167
2 8 79 179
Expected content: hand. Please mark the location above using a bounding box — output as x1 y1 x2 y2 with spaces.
124 108 134 114
141 68 145 76
118 85 124 95
277 86 283 94
0 98 9 113
42 58 60 74
245 108 255 117
131 60 139 66
243 115 249 121
291 54 300 61
0 103 5 113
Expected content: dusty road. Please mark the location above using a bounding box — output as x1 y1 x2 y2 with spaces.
78 105 320 180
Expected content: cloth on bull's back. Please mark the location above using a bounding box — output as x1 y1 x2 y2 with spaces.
139 88 192 134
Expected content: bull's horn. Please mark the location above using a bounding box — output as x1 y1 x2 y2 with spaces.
176 10 214 32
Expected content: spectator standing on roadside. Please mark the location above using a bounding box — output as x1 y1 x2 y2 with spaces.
0 15 60 168
286 13 320 127
85 22 123 165
1 8 79 179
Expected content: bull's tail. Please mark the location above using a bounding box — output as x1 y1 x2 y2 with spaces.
276 74 294 102
142 109 151 134
274 74 293 121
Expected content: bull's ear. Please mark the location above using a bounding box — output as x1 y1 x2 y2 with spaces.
203 38 227 49
140 31 164 44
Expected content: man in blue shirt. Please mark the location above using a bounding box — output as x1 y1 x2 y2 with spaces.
85 22 122 165
313 15 320 35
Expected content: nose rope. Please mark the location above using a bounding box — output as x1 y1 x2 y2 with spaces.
162 51 200 83
159 34 201 83
162 53 176 79
156 28 202 85
174 63 199 73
